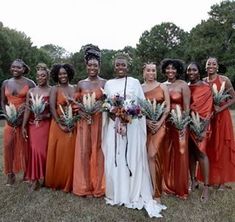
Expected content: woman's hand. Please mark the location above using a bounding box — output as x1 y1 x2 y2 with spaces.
146 119 161 134
22 127 28 141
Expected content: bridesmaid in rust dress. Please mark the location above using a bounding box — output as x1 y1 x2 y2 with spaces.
142 63 170 203
186 62 213 202
203 57 235 189
22 65 51 191
73 44 106 197
161 59 191 199
1 59 35 185
45 63 77 192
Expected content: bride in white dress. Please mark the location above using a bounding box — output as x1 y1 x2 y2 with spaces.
102 53 166 218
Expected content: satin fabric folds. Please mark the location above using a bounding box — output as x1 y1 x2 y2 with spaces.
144 86 166 198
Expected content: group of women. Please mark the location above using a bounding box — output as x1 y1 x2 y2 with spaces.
1 44 235 218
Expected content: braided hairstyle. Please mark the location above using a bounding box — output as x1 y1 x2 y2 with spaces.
84 44 101 65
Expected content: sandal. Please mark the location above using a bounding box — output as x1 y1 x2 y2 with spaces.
191 178 199 191
200 184 209 202
6 173 15 186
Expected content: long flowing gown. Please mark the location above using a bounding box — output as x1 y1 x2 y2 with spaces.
144 86 166 198
25 96 51 181
45 89 76 192
73 88 105 197
189 83 213 154
3 85 28 175
163 90 189 199
102 77 166 218
206 75 235 184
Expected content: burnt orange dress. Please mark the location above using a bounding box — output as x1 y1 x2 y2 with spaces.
3 85 28 175
144 86 166 198
45 89 76 192
73 88 105 197
206 75 235 184
189 82 213 154
163 90 189 199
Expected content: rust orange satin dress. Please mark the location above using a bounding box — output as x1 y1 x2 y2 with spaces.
163 90 189 199
3 85 28 175
189 82 213 154
206 75 235 184
45 89 76 192
144 86 166 198
25 96 51 181
73 88 105 197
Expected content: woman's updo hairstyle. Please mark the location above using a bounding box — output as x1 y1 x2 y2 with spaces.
84 44 101 65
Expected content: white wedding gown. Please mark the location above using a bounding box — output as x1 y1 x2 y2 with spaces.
102 77 166 218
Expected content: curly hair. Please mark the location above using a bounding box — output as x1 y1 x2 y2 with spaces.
11 59 30 74
161 58 185 79
84 44 101 65
50 63 75 83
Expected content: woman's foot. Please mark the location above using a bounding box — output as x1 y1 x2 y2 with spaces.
200 185 209 202
191 178 199 191
6 173 15 186
154 197 161 204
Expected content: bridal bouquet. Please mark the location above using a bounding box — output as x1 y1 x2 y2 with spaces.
58 104 78 131
30 93 47 126
169 105 191 131
103 93 142 124
212 81 231 106
190 111 209 140
1 103 24 127
138 98 165 121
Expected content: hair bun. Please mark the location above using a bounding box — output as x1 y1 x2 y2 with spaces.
84 44 101 64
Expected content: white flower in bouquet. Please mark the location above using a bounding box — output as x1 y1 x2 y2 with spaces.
138 98 165 121
30 93 47 122
212 81 231 106
190 111 209 139
169 105 191 130
59 104 77 130
1 103 24 126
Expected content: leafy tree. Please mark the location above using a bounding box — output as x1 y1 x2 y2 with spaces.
136 22 188 81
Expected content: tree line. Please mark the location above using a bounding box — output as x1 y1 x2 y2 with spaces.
0 0 234 86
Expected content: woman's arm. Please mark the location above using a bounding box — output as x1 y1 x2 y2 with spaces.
22 90 31 140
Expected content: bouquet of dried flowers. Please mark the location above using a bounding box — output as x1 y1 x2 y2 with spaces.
169 105 191 131
30 93 47 126
58 104 78 131
138 98 165 121
0 103 25 128
212 81 231 106
190 111 210 140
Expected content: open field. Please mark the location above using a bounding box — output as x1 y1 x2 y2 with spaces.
0 113 235 222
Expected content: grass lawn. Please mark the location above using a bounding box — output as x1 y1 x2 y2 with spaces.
0 113 235 222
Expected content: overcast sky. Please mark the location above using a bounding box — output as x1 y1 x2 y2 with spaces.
0 0 222 53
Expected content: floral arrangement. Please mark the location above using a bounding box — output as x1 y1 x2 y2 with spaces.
0 103 24 127
103 93 142 124
212 81 231 106
58 104 78 131
190 111 209 139
169 105 191 131
138 98 165 121
30 93 47 126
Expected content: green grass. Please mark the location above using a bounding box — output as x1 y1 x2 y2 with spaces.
0 115 235 222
